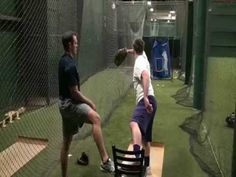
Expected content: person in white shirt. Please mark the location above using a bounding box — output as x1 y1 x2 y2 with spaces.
126 39 157 175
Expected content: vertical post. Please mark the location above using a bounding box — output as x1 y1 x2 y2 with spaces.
193 0 207 109
184 0 194 85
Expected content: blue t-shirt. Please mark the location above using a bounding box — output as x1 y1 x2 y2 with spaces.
58 53 80 100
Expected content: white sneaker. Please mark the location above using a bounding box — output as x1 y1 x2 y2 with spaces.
146 166 152 176
100 158 115 173
121 175 128 177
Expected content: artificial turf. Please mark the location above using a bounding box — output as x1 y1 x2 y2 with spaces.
49 77 208 177
3 66 231 177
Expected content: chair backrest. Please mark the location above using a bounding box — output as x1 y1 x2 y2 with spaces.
112 145 146 177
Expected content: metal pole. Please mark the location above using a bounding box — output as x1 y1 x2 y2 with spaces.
193 0 207 110
184 0 193 85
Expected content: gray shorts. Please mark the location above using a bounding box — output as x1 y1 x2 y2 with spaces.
59 99 92 137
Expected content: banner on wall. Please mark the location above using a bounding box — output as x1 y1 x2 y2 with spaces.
151 38 172 79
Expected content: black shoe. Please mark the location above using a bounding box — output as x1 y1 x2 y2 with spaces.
77 152 89 166
226 112 235 128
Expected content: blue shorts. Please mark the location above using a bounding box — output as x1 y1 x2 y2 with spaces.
59 99 92 137
131 96 157 142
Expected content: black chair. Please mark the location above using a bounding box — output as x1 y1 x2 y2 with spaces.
112 145 146 177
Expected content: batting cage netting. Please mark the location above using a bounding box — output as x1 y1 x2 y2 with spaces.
0 0 133 176
0 1 155 176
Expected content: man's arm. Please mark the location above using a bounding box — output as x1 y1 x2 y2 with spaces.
142 70 153 113
126 48 134 54
69 85 96 110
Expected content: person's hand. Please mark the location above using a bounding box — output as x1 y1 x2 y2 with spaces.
144 97 153 113
88 101 96 111
90 102 96 111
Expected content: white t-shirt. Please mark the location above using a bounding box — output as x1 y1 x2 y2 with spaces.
133 52 154 103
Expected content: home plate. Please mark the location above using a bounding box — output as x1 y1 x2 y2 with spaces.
0 136 48 177
127 142 164 177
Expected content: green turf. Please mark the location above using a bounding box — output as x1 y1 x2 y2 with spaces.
201 57 236 176
3 65 231 177
152 79 208 177
0 104 62 177
49 78 207 177
0 68 132 177
171 57 236 177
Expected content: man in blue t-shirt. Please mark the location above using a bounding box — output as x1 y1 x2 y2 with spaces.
58 31 114 177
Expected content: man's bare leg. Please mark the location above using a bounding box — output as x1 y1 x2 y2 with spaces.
143 141 151 157
130 121 142 157
87 110 109 162
61 135 72 177
130 121 142 145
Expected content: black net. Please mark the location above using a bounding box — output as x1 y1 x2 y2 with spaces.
180 1 236 177
0 0 144 176
0 0 83 114
2 1 235 177
180 113 223 177
172 85 193 107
